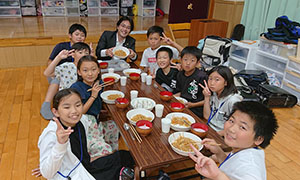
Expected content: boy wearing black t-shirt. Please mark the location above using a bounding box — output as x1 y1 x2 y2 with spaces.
155 47 179 92
174 46 207 118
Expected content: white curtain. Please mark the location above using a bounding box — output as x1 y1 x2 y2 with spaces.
241 0 300 40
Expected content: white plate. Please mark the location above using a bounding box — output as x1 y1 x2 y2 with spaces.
165 112 195 132
123 68 142 77
113 46 130 59
100 90 124 104
126 108 155 125
131 97 156 111
168 132 203 156
101 73 120 83
175 96 188 104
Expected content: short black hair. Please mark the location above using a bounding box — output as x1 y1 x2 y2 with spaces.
71 42 91 54
208 66 237 98
156 47 173 59
181 46 202 61
147 26 164 37
117 16 134 32
230 101 278 148
69 23 87 37
77 55 101 82
53 88 82 110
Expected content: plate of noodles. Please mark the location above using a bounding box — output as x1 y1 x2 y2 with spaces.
165 112 195 132
113 46 130 59
100 90 124 104
126 108 155 125
168 132 203 156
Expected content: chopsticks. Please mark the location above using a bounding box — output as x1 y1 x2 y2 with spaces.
129 124 142 143
196 142 221 146
87 80 114 92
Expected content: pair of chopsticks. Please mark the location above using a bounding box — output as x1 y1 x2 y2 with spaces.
87 80 114 92
129 124 142 143
196 142 221 146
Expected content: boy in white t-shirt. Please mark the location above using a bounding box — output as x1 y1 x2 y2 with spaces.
189 101 278 180
140 26 183 77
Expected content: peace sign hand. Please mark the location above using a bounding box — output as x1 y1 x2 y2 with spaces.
53 117 73 144
170 61 182 71
199 80 211 98
161 32 174 45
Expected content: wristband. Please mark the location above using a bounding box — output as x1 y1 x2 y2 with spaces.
91 96 96 99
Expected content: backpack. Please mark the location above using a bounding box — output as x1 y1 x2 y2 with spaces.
262 16 300 44
201 35 232 69
234 70 268 91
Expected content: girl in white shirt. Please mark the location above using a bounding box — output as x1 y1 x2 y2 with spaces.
38 88 134 180
199 66 242 135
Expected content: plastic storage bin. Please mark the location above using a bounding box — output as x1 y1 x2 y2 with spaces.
21 7 36 15
0 7 21 16
100 7 118 15
282 81 300 104
88 0 99 7
230 43 249 61
228 57 246 71
88 7 99 15
42 7 65 16
287 58 300 73
65 0 78 6
259 37 296 59
66 7 79 16
255 50 287 74
284 69 300 87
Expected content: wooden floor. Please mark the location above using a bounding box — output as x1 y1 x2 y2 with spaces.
0 16 299 180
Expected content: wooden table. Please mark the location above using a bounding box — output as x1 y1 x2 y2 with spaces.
103 67 229 179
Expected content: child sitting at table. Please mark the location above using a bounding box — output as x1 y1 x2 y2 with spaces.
155 47 179 92
140 25 183 77
71 55 119 156
199 66 243 135
174 46 207 118
41 42 91 120
38 88 134 180
189 101 278 180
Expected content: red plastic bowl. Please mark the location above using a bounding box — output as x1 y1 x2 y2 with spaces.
99 62 108 69
191 123 209 138
129 73 140 81
170 102 185 112
115 98 129 109
160 91 173 101
136 120 153 136
103 77 115 83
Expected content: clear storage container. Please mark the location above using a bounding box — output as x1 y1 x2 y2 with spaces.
21 7 36 16
282 80 300 104
0 7 21 16
228 57 246 71
88 7 99 16
259 37 296 59
255 50 287 74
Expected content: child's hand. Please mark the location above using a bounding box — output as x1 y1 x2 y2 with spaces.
128 49 135 59
185 102 194 108
170 61 182 71
161 32 174 45
189 144 221 179
89 42 95 56
199 80 211 98
31 165 42 177
106 47 114 57
57 49 74 61
201 138 223 154
54 117 73 144
91 80 102 98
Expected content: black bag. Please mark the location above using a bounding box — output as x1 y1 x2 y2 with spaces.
257 84 298 108
235 70 268 91
201 35 232 68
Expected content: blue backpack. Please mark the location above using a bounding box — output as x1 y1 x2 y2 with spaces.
263 16 300 44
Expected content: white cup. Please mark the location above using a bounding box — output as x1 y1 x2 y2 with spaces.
155 104 164 118
146 75 152 85
130 90 138 100
141 73 147 83
120 76 127 86
108 68 114 73
161 118 171 133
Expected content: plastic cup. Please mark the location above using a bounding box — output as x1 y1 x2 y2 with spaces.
161 118 171 133
146 75 152 85
141 73 147 83
108 68 114 73
120 76 127 86
130 90 138 100
155 104 164 118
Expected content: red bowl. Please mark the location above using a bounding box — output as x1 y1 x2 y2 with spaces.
160 91 173 101
191 123 209 138
170 102 185 112
103 77 115 83
136 120 153 136
99 62 108 69
115 98 129 109
129 73 140 81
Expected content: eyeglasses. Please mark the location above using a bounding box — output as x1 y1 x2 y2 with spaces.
120 23 131 30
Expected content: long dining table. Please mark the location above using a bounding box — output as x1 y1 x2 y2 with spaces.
102 63 229 179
